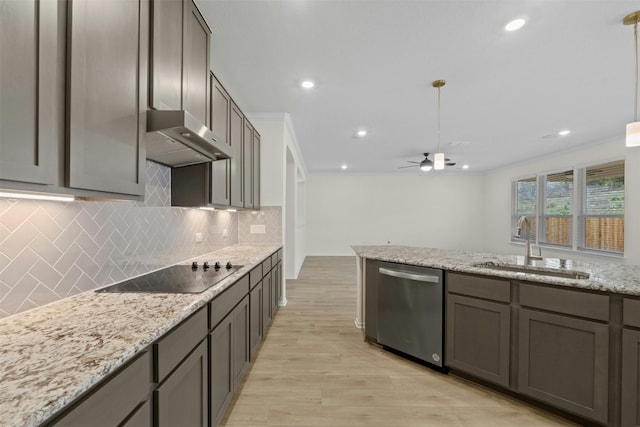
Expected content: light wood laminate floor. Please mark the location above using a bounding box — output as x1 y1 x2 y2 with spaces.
220 256 578 427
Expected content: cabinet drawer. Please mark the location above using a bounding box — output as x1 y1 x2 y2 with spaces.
154 307 208 383
519 283 608 321
271 253 278 267
624 298 640 328
447 272 510 303
249 264 263 290
53 351 152 426
277 248 283 262
262 257 272 274
210 274 249 329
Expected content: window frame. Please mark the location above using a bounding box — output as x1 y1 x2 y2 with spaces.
510 159 625 258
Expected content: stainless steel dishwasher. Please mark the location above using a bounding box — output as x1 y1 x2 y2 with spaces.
377 262 444 368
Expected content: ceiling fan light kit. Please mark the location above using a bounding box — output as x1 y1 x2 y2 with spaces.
624 10 640 147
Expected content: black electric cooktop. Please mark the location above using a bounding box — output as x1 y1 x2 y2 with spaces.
96 262 243 294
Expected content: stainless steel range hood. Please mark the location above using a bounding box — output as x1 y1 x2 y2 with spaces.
146 110 232 167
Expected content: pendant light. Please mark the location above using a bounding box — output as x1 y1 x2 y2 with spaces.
624 11 640 147
432 80 446 169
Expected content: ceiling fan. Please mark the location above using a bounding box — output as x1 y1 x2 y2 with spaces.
399 153 456 172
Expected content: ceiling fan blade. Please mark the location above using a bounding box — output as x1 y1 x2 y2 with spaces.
406 161 420 164
446 162 456 166
398 165 418 169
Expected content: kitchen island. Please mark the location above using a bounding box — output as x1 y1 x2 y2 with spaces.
0 244 281 427
353 245 640 427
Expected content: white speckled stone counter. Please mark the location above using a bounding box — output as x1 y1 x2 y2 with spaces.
352 245 640 295
0 244 280 427
351 244 640 334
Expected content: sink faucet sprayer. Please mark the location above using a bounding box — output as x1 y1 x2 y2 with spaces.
515 215 542 264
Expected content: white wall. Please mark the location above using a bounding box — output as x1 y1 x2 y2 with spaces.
305 174 486 256
246 113 307 279
483 136 640 264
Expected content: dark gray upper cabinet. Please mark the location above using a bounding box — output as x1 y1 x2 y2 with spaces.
0 0 62 185
66 0 147 196
150 0 210 126
211 73 231 206
243 119 254 209
252 131 261 210
229 102 244 208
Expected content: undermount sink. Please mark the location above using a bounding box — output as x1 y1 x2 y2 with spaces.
472 262 590 280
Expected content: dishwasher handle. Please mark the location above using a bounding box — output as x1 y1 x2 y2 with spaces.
378 267 440 283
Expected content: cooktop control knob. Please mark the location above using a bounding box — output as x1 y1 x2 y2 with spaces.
191 261 198 270
214 262 221 270
226 261 233 269
203 261 210 270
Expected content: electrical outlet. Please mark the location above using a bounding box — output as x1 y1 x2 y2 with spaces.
195 232 203 243
250 225 266 234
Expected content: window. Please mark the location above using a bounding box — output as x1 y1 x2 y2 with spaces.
512 177 537 243
511 160 624 256
580 160 624 254
541 170 573 247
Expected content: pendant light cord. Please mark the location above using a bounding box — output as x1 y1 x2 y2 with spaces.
635 20 638 121
437 86 441 152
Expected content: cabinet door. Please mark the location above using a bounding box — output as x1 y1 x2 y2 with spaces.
271 263 279 316
183 0 210 125
66 0 147 196
149 0 182 111
122 400 151 427
622 328 640 427
210 74 231 206
252 131 261 209
155 339 208 427
446 294 510 387
262 270 273 332
249 282 263 360
229 102 244 208
232 296 250 387
0 0 60 185
243 119 254 209
518 308 608 423
210 315 233 426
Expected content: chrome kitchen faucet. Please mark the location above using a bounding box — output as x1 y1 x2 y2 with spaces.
515 215 543 265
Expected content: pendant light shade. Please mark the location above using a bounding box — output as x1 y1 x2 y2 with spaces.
624 11 640 147
434 152 445 170
627 121 640 147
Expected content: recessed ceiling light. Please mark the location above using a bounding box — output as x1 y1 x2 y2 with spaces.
505 18 526 32
341 164 347 170
558 129 571 136
462 164 470 170
301 80 315 89
357 130 367 137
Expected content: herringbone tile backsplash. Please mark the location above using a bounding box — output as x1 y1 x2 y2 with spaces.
0 161 240 319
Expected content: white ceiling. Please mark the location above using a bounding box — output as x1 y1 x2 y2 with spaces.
195 0 639 174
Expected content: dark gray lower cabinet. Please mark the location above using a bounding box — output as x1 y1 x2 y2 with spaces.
518 308 609 423
249 282 263 360
622 328 640 426
155 339 208 427
210 314 233 426
232 296 250 387
446 294 510 387
210 296 249 426
50 351 152 427
262 270 273 331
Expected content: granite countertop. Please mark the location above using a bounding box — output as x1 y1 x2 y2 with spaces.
352 245 640 296
0 244 281 427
